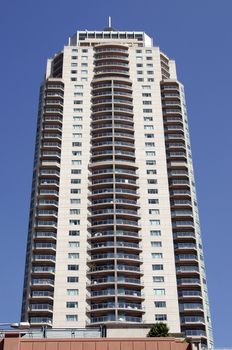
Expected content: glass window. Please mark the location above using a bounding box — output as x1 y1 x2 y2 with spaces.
143 109 152 113
67 289 78 295
155 301 166 308
142 93 151 97
72 141 82 146
147 169 157 175
145 134 154 138
148 199 159 204
68 253 79 259
67 276 78 283
70 199 81 204
69 242 80 247
71 179 81 184
150 219 160 225
150 230 161 236
69 230 80 236
146 160 156 165
154 288 165 295
66 302 78 308
153 276 164 282
69 219 80 224
152 253 163 259
155 314 167 321
72 133 82 138
71 169 81 174
142 85 151 89
145 142 155 147
68 264 79 270
146 151 156 156
143 101 152 105
144 125 154 130
66 315 78 321
151 241 162 247
70 189 81 194
70 209 80 214
148 189 158 194
74 85 83 89
147 179 157 184
149 209 160 214
152 264 163 271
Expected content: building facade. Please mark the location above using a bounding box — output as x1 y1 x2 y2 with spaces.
21 27 213 347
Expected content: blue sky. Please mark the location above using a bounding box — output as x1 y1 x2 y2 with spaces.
0 0 231 346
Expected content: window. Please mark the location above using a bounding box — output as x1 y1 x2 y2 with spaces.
71 77 77 81
147 63 153 67
145 142 155 147
81 56 88 60
70 209 80 215
143 109 153 113
73 125 82 130
147 169 157 175
136 50 142 53
146 56 153 60
137 71 143 75
68 264 79 270
148 189 158 194
70 189 81 194
74 100 83 105
148 199 159 204
71 179 81 184
68 253 79 259
152 253 163 259
66 315 78 321
142 85 151 89
81 63 88 67
149 209 160 215
150 219 160 225
150 230 161 236
72 160 81 165
73 133 82 138
71 70 77 74
67 276 78 283
143 101 152 105
71 56 77 60
71 63 77 67
151 241 162 247
69 219 80 225
148 78 154 82
146 50 152 54
136 63 143 67
82 49 88 53
155 314 167 321
146 160 156 165
147 71 154 75
147 179 157 184
67 289 78 295
69 241 80 247
73 108 83 112
81 77 87 82
152 264 163 271
137 78 144 82
154 288 165 295
144 116 153 121
155 301 166 308
73 115 82 122
70 199 81 204
136 56 142 61
71 169 81 174
74 85 83 89
144 125 154 130
146 151 156 156
69 230 80 236
67 302 78 308
72 141 82 146
142 93 151 97
153 276 164 282
72 151 82 156
74 93 83 97
145 134 154 138
81 70 87 75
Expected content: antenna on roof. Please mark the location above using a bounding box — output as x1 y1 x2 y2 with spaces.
109 16 112 28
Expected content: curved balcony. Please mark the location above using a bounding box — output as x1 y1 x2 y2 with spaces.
30 290 54 301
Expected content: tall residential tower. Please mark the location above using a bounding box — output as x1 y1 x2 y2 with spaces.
21 26 213 347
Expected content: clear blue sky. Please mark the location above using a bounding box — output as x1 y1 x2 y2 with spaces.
0 0 231 346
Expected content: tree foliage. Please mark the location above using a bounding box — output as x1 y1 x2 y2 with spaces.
147 322 170 337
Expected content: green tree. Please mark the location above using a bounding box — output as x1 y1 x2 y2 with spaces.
147 322 170 337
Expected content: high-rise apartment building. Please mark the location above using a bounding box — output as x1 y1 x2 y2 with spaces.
21 25 213 347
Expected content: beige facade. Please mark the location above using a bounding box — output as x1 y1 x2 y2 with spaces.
21 29 213 348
